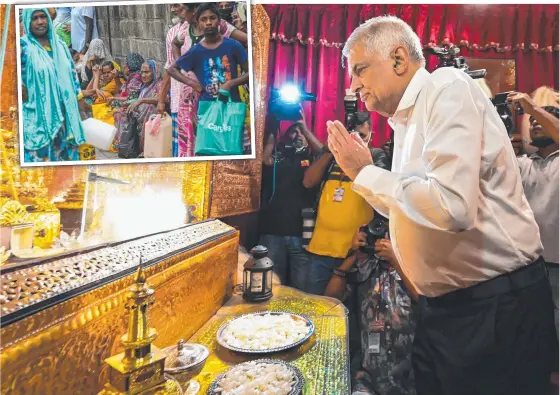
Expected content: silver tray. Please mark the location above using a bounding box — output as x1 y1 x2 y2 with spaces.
216 311 314 354
207 359 305 395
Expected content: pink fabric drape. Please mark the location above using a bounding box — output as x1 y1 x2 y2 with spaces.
265 4 559 147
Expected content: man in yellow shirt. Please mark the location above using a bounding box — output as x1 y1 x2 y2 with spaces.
303 112 390 295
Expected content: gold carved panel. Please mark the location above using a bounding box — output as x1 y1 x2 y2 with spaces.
208 5 270 218
1 224 239 395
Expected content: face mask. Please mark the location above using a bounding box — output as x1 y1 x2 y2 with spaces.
219 8 234 23
530 137 555 148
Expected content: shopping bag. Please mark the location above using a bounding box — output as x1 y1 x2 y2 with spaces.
144 113 173 158
194 91 246 156
118 117 140 159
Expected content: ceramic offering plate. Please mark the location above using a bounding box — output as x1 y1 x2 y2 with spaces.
216 311 314 354
207 359 305 395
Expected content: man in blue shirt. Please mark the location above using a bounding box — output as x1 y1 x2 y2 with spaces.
167 3 249 102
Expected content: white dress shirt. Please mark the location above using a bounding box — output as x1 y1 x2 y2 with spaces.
353 67 543 297
518 151 559 264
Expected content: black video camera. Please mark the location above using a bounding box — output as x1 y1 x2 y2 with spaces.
344 89 359 130
491 91 524 136
427 45 487 80
359 218 389 256
269 84 317 121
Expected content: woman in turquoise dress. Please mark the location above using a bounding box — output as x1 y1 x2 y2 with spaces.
20 8 85 162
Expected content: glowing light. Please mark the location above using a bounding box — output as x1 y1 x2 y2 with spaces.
279 85 301 104
100 185 187 241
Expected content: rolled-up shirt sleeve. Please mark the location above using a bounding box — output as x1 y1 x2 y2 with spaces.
353 79 483 233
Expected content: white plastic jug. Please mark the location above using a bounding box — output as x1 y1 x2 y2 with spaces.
82 118 117 151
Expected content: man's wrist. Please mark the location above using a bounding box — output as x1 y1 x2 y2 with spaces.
350 164 370 181
531 105 549 118
523 104 537 116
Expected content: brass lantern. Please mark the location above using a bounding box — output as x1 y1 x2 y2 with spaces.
242 245 274 302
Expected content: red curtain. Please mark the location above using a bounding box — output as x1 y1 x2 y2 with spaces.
264 4 559 147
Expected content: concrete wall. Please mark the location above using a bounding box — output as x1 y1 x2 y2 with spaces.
96 5 173 70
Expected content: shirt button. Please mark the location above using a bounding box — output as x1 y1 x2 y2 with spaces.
386 325 391 329
388 350 392 354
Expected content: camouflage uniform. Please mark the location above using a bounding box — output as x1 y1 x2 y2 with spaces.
345 257 417 395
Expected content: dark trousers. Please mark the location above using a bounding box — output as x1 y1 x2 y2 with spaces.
258 235 310 292
413 259 558 395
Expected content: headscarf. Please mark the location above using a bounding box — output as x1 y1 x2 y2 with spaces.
139 59 162 98
80 38 113 81
20 8 85 151
125 53 144 74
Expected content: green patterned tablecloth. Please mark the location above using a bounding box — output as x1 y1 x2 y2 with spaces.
184 285 350 394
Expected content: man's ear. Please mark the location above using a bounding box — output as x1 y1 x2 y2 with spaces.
391 46 409 76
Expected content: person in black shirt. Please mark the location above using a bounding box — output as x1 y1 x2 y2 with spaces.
259 109 323 291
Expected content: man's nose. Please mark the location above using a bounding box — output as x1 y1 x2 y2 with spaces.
350 77 362 94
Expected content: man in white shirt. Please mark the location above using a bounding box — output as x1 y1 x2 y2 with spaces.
508 97 559 335
71 6 98 54
327 15 558 395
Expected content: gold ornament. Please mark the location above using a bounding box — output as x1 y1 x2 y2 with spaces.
0 200 29 226
99 260 183 395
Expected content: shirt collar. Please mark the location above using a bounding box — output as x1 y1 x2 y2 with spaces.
529 149 559 161
390 67 431 123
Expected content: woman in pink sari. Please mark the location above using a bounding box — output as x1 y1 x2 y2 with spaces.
169 4 247 157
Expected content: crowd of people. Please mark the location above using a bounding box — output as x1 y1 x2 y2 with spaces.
258 16 559 395
20 3 249 162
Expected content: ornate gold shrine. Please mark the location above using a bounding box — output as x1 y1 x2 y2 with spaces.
1 220 240 395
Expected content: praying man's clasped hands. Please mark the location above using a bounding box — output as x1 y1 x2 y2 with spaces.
327 120 374 180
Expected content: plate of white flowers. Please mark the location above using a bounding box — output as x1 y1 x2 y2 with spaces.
207 359 305 395
216 311 314 354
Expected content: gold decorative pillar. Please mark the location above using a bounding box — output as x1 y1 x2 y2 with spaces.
206 4 270 218
99 263 182 395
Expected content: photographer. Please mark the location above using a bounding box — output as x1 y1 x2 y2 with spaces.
258 110 323 291
303 112 390 296
325 222 417 395
327 15 557 395
509 92 559 336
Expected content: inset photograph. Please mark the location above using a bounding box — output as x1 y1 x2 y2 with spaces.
16 1 254 165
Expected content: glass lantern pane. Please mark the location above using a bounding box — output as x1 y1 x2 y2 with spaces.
266 270 273 291
250 272 263 293
243 270 248 292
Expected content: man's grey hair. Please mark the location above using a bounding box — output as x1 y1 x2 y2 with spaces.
342 15 425 67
